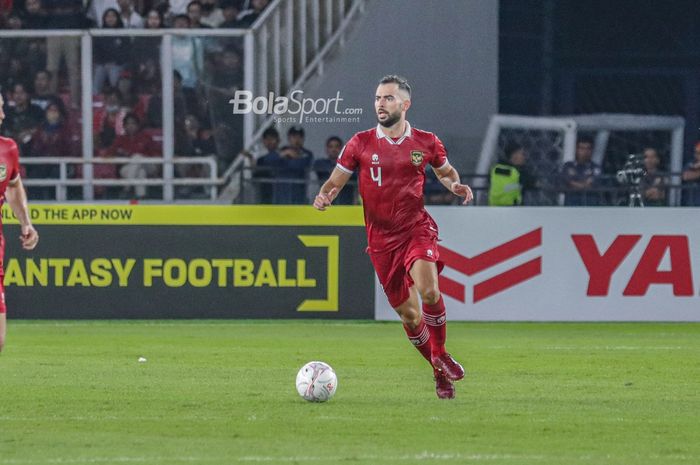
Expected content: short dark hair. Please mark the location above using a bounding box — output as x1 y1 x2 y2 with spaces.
35 69 51 80
577 135 594 146
187 1 202 11
378 74 411 98
173 14 191 26
288 125 305 137
262 126 279 139
326 136 343 146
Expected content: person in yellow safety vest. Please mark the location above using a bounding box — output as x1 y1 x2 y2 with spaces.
488 143 535 206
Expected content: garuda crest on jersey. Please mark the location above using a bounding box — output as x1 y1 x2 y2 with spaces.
410 150 423 166
0 164 6 181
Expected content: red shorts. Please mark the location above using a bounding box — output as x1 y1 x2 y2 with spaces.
369 228 443 308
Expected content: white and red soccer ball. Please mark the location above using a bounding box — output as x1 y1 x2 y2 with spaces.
295 361 338 402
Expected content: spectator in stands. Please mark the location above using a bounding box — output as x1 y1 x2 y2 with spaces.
237 0 268 27
313 136 354 205
6 2 45 78
176 113 216 197
200 0 224 27
167 0 191 16
0 57 27 100
19 0 47 29
1 82 44 156
43 0 84 108
4 12 22 29
27 101 73 199
117 0 144 28
95 87 126 149
219 0 243 28
640 147 667 207
146 70 192 130
205 47 242 117
116 71 147 117
108 112 161 199
87 0 118 27
560 136 602 206
31 70 60 111
681 141 700 206
144 8 164 28
186 1 211 28
276 125 313 204
132 9 164 94
183 113 216 157
93 9 132 95
171 14 204 89
253 126 282 204
488 143 537 206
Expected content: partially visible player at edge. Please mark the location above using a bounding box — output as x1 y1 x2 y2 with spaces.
313 75 473 399
0 93 40 353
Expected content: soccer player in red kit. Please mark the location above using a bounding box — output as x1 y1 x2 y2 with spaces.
0 92 40 353
313 75 473 399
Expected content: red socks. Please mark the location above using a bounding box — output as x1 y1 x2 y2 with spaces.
422 295 446 356
403 320 432 363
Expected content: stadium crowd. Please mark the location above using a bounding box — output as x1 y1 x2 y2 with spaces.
0 0 266 199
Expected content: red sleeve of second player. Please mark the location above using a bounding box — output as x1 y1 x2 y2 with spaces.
336 134 361 173
430 135 449 169
8 138 20 181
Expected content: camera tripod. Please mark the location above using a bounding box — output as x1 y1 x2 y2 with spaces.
627 185 644 207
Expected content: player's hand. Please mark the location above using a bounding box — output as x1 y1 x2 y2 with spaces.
313 188 338 211
451 182 473 205
20 224 39 250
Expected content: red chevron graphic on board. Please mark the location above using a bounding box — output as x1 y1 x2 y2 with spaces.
438 228 542 303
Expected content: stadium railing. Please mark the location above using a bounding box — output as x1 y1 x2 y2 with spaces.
0 0 365 202
21 156 219 201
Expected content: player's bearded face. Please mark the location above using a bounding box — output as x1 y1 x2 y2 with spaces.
377 107 402 127
375 84 408 128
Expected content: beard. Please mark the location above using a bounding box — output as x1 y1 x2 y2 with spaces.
377 110 401 128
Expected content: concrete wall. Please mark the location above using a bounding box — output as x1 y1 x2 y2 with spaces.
293 0 498 172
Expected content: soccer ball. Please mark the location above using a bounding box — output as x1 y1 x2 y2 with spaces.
295 361 338 402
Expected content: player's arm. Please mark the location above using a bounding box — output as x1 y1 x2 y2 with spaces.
432 162 473 205
313 167 352 211
5 175 39 250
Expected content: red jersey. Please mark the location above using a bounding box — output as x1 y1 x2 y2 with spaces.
0 136 21 215
337 122 448 252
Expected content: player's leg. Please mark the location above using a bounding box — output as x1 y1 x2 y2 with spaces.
394 288 454 399
0 312 5 353
409 259 465 381
393 287 432 363
409 259 445 352
369 249 433 364
0 278 6 352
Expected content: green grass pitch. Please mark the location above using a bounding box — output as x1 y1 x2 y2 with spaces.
1 320 699 465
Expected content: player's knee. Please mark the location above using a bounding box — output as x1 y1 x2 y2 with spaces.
420 287 441 306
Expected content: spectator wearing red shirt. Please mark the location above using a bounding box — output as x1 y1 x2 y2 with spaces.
108 113 161 198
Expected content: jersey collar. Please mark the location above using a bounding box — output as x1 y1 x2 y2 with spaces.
375 121 412 145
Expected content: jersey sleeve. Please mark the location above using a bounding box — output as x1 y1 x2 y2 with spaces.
336 134 361 174
8 138 20 181
430 135 449 169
